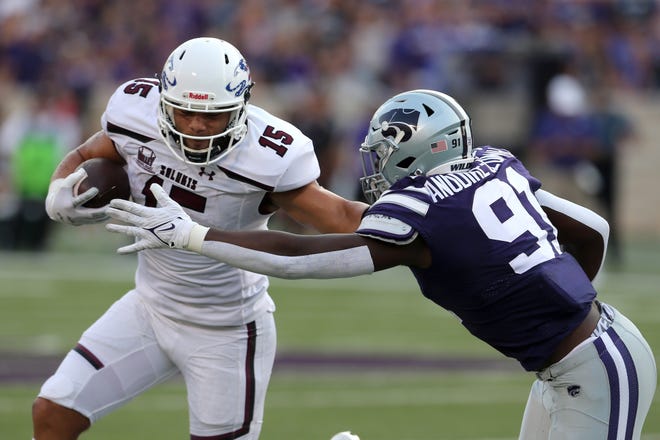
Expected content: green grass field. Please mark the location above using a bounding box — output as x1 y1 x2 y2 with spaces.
0 230 658 439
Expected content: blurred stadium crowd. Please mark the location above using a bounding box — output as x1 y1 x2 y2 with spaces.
0 0 658 253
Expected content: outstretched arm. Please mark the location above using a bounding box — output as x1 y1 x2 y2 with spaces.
536 189 609 280
197 234 375 279
106 184 427 279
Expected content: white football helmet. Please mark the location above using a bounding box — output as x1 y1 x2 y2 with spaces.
360 89 474 203
158 37 253 165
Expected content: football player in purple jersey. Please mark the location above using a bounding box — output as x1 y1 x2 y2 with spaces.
107 89 657 439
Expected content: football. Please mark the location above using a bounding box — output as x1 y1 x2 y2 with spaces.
74 158 131 208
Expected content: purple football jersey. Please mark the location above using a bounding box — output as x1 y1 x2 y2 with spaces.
357 146 596 371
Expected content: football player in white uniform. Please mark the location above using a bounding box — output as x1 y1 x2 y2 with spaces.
106 90 656 439
35 37 367 440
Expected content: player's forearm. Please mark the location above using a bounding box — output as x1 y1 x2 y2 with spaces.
274 185 368 234
323 200 369 233
51 149 86 181
198 230 375 279
51 131 121 181
536 189 609 279
106 184 375 278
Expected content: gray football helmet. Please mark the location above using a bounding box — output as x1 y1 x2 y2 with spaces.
158 37 253 165
360 89 474 203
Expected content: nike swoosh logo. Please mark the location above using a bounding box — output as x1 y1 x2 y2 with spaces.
148 221 176 246
157 223 176 232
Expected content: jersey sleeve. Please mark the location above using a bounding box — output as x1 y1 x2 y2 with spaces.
233 105 320 193
273 137 320 191
476 146 542 192
511 157 542 192
356 187 430 244
100 78 161 161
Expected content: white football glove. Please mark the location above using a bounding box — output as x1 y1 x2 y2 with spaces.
105 183 209 254
45 168 109 225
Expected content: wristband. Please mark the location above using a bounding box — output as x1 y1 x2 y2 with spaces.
187 223 210 252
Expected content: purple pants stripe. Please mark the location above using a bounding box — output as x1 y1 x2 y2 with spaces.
594 326 639 440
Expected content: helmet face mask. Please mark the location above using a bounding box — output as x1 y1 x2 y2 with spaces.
360 138 398 203
360 89 474 203
157 37 253 165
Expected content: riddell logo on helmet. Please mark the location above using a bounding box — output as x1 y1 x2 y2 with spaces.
185 92 215 101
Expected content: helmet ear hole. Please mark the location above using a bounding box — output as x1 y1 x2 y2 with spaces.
396 156 416 169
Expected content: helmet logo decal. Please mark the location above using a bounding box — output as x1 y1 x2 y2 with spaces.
226 58 250 97
161 71 177 90
378 108 420 143
226 80 249 97
235 58 249 75
161 55 177 90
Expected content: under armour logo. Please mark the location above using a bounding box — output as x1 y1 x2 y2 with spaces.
199 167 216 180
567 385 581 397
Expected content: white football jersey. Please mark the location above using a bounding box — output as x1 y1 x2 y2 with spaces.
101 78 320 326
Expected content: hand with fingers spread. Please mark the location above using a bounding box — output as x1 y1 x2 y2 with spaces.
106 183 209 254
45 168 109 225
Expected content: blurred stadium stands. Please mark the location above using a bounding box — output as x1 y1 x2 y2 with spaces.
0 0 658 254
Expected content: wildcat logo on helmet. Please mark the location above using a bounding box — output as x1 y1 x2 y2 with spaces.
378 108 420 143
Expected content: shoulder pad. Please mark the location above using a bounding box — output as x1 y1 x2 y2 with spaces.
357 213 417 244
